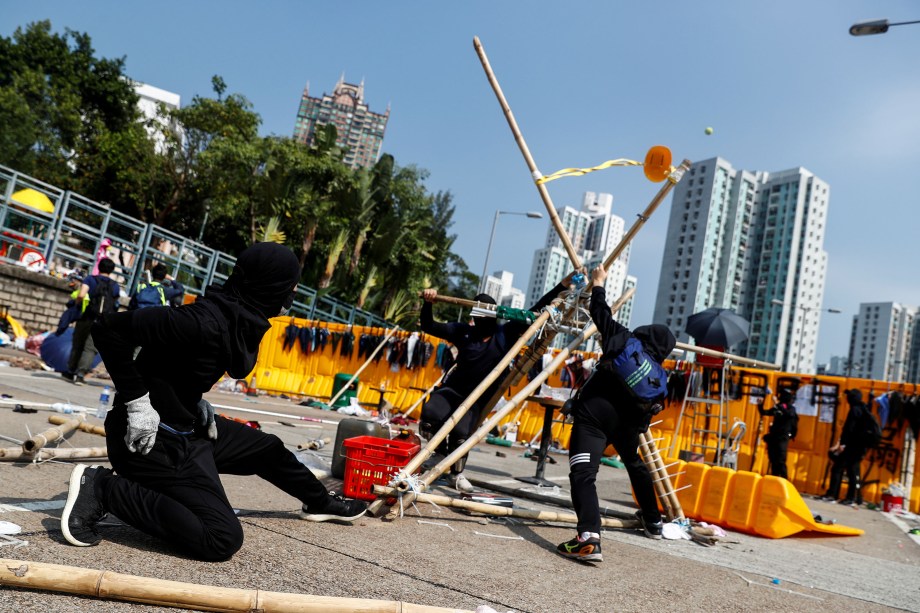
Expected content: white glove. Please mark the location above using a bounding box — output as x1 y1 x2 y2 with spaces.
197 398 218 441
125 393 159 455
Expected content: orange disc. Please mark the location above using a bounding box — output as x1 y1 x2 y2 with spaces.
643 145 672 182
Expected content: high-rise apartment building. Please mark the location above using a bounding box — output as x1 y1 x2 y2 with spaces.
526 192 634 329
483 270 526 309
847 302 918 382
653 158 831 373
133 82 181 154
293 75 389 169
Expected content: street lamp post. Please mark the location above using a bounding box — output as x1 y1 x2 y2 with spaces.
771 299 841 373
479 210 543 293
850 18 920 36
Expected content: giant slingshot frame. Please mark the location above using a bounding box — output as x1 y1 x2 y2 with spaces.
369 37 704 523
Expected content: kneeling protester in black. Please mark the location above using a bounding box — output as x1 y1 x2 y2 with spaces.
60 242 367 561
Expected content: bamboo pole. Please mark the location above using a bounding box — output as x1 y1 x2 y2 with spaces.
600 160 691 272
0 447 107 462
210 403 336 425
372 308 554 516
638 431 684 521
22 418 82 453
386 321 597 520
473 36 582 270
0 558 471 613
372 485 637 529
327 326 401 408
674 342 780 370
49 415 106 436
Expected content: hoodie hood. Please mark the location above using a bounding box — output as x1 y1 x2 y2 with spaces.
633 324 677 362
199 243 301 377
845 388 863 406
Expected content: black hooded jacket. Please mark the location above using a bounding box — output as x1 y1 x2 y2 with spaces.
93 243 301 427
580 285 676 403
420 283 566 403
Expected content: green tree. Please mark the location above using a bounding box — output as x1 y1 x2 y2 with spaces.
0 21 139 189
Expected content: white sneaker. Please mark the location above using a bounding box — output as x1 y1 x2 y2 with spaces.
449 472 474 493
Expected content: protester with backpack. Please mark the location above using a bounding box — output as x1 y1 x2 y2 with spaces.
822 388 878 506
129 263 185 310
556 265 675 563
759 389 799 479
64 257 121 385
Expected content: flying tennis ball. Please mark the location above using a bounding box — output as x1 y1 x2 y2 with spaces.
705 127 714 135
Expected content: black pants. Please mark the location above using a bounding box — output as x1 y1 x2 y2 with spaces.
67 320 97 376
420 388 482 474
568 395 660 534
766 435 789 480
825 446 866 503
99 411 329 561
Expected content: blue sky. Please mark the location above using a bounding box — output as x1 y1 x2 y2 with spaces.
4 1 920 363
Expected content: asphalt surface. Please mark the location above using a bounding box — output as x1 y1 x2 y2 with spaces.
0 349 919 612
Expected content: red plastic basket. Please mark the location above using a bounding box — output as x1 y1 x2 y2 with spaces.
342 435 421 501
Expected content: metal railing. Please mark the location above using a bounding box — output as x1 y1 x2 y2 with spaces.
0 163 389 327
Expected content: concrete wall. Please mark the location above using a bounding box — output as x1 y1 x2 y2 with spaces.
0 264 71 335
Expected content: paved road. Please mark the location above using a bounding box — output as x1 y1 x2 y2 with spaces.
0 351 918 612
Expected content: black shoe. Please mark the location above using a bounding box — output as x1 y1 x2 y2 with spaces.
300 492 367 523
61 464 110 546
556 536 603 562
73 375 85 386
635 510 663 539
61 372 75 382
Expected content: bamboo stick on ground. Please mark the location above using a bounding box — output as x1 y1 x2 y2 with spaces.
0 558 471 613
372 485 637 529
49 414 106 436
22 418 82 453
473 36 582 270
0 446 107 462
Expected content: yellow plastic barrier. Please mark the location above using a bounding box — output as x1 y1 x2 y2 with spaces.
673 461 863 538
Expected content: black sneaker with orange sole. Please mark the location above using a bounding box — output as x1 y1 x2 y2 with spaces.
556 536 603 562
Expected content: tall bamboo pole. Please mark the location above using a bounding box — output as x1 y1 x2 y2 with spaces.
0 558 471 613
473 36 582 270
372 485 637 529
22 418 82 453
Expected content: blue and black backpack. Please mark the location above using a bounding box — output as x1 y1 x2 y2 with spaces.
601 336 669 413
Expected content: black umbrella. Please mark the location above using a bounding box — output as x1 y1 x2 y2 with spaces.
685 308 750 348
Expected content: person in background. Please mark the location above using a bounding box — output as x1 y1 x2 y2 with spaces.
823 389 873 506
129 263 185 310
557 265 675 563
759 389 798 479
64 257 120 385
419 269 580 492
59 243 367 562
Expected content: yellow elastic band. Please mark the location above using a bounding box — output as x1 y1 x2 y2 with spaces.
535 158 674 185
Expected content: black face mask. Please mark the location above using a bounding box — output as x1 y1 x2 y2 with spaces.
278 291 295 317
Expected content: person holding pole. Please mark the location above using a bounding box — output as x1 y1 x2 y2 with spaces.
758 389 798 479
419 270 580 492
60 243 367 562
557 265 675 563
822 388 875 506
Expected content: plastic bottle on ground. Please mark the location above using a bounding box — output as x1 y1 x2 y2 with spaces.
96 386 111 419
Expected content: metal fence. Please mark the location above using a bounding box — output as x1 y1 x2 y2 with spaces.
0 163 389 327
